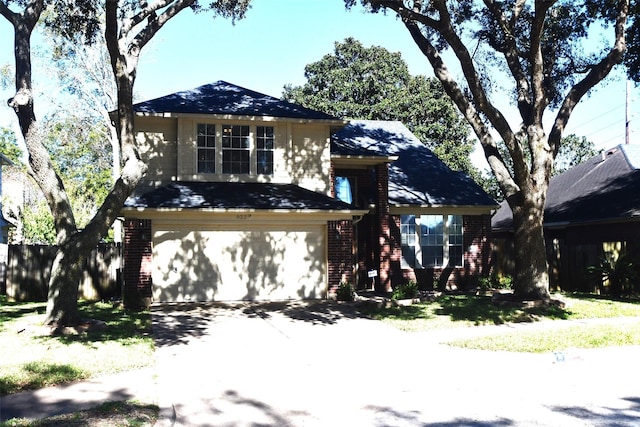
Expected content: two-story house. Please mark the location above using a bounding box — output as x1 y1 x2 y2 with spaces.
122 81 497 306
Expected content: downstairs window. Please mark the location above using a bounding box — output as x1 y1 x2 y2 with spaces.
400 214 463 268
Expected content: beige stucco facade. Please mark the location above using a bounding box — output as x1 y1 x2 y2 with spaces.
134 115 336 195
127 112 352 302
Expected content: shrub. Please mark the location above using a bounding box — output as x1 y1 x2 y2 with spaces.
336 282 355 302
392 280 419 300
478 273 513 291
589 254 638 298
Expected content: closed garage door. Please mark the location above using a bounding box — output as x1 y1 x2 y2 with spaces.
152 224 327 302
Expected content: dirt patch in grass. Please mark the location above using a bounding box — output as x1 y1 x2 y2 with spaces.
1 401 158 427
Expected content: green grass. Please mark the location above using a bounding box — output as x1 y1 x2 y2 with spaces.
0 300 154 395
0 400 158 426
451 322 640 353
358 294 573 331
358 293 640 351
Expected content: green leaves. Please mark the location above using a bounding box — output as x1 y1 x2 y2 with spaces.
283 38 478 179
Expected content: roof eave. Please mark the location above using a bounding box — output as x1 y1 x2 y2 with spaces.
121 206 369 218
390 204 498 215
331 154 398 167
134 111 348 125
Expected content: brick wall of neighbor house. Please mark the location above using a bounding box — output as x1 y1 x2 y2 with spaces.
389 214 492 291
123 219 153 309
327 220 354 296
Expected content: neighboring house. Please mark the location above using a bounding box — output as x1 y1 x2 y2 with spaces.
122 81 497 305
492 144 640 291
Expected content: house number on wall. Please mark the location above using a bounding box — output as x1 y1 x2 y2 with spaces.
236 214 252 220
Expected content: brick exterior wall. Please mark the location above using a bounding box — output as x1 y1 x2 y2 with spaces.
123 219 153 309
389 214 492 291
376 163 392 292
327 220 354 295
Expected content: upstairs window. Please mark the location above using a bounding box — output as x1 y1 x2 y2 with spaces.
222 125 250 174
256 126 274 175
197 124 216 174
401 214 464 268
197 123 275 176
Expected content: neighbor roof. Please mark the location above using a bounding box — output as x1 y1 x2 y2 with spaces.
132 81 342 121
492 144 640 231
124 182 358 211
332 120 497 207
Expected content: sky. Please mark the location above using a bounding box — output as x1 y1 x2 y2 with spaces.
1 0 638 170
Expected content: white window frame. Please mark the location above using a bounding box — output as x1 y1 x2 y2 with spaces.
256 125 275 175
195 123 276 176
401 214 464 269
196 124 216 174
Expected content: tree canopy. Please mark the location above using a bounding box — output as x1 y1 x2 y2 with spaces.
347 0 630 300
283 38 479 180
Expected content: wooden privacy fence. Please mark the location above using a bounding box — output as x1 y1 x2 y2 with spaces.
2 243 122 302
492 238 630 293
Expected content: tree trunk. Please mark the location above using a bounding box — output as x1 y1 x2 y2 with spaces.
510 193 551 301
44 235 93 327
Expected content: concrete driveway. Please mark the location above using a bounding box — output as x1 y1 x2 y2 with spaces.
152 301 640 426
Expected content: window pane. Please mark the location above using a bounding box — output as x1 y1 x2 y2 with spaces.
447 215 464 267
400 215 417 268
223 149 249 174
448 246 463 267
256 126 274 175
257 151 273 175
197 123 216 171
222 125 251 174
422 245 443 268
419 215 445 267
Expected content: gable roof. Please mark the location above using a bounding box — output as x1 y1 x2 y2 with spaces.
332 120 497 208
132 81 342 121
492 144 640 231
124 182 358 212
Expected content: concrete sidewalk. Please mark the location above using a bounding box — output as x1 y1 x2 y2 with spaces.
0 367 157 422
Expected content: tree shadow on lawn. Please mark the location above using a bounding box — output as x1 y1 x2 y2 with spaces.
0 300 47 325
0 362 84 396
24 301 152 347
359 294 571 326
435 295 570 325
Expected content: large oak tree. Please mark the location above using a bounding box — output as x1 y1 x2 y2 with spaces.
283 37 480 181
347 0 630 300
1 0 250 328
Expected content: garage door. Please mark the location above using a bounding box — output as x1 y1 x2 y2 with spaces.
152 224 327 302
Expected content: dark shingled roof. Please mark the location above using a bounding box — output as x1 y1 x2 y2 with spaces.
124 182 355 211
492 144 640 231
332 120 497 207
133 81 340 121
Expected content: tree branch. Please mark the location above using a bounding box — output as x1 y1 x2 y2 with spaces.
549 0 628 154
483 0 532 124
402 19 519 198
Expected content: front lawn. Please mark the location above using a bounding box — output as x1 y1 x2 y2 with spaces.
358 293 640 352
0 300 154 395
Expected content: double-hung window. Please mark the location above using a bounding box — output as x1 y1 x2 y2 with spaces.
222 125 250 174
196 123 275 176
256 126 274 175
197 124 216 174
401 214 464 268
